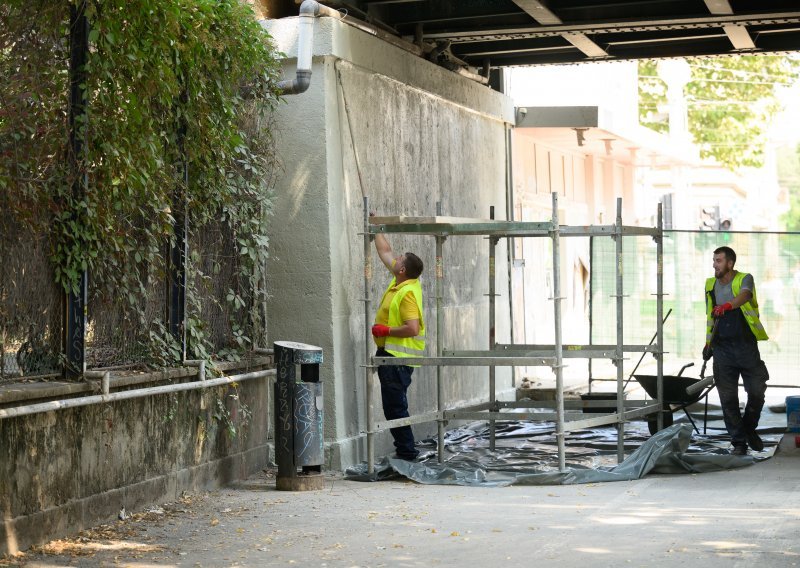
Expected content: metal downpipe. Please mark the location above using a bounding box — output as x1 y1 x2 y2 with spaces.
277 1 343 95
277 1 429 95
0 369 276 420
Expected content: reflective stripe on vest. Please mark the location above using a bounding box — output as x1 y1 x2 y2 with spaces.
378 277 426 360
704 272 768 342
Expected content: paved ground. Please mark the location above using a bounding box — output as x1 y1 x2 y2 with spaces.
5 432 800 568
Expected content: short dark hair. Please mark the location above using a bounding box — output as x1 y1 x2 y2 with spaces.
714 246 736 265
403 252 423 279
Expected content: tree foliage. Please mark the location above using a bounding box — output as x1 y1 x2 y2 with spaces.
779 143 800 231
639 56 800 170
1 0 283 363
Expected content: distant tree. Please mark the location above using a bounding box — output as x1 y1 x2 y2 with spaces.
779 143 800 231
639 56 800 170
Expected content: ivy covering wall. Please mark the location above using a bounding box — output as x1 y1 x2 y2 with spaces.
0 0 283 371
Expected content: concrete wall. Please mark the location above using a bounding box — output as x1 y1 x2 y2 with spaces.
1 366 272 556
264 17 514 468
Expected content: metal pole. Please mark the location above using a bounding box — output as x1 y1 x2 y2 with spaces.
436 201 445 463
489 206 497 451
615 197 625 463
0 369 275 420
656 202 664 431
363 197 375 474
588 235 593 392
166 131 188 361
166 44 189 360
551 193 565 472
64 1 89 379
504 124 516 388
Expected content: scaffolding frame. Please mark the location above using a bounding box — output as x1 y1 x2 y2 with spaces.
362 193 664 474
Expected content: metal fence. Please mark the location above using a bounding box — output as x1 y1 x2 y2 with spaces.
591 230 800 387
0 214 265 383
0 214 62 379
190 219 264 357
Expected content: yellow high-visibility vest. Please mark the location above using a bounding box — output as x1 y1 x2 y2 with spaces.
377 277 425 359
705 272 768 343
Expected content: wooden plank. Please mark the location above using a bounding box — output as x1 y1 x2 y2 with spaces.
370 215 492 225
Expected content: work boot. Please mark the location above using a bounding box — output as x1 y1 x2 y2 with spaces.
746 430 764 452
731 445 748 456
394 451 420 461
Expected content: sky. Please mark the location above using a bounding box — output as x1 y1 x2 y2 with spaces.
770 79 800 146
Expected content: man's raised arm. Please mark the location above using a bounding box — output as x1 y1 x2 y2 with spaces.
371 212 395 271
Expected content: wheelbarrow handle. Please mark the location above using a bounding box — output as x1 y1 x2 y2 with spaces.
686 375 714 396
676 362 694 377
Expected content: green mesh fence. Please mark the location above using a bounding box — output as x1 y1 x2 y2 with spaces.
591 230 800 387
0 214 62 380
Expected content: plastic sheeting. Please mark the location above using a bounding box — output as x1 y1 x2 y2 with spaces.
345 408 783 486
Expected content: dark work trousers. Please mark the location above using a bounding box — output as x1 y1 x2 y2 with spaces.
712 340 769 448
376 348 418 459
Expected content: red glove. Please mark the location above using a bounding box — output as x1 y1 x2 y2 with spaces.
371 324 391 337
712 302 733 317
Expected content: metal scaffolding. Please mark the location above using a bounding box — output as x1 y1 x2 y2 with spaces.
363 193 664 473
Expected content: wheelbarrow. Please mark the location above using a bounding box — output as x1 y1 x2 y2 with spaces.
635 362 716 435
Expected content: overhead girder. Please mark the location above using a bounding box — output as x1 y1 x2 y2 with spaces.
326 1 800 67
419 13 800 43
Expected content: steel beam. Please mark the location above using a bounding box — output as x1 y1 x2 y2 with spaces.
704 0 756 50
372 356 556 367
704 0 733 15
450 345 658 358
369 220 659 238
723 24 756 49
422 12 800 42
375 410 442 431
512 0 608 58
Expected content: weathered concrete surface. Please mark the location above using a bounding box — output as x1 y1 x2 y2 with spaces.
263 17 515 471
0 366 272 556
9 433 800 567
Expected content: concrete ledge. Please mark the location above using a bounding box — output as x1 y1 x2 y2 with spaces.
0 361 275 557
1 444 269 555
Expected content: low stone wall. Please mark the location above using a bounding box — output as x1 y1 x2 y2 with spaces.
0 359 273 556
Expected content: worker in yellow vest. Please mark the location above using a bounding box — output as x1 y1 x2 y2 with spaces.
704 246 769 456
370 213 425 461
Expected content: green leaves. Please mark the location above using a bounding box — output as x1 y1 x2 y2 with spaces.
639 56 800 170
4 0 282 364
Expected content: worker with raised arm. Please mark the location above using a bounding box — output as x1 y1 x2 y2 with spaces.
370 212 425 461
704 246 769 455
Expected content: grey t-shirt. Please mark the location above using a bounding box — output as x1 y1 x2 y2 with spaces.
712 272 755 343
713 272 753 304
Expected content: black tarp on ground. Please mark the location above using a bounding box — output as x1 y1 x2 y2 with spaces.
345 406 784 486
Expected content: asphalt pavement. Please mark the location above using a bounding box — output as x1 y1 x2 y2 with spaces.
6 430 800 568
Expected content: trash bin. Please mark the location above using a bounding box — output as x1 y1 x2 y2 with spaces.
787 395 800 433
274 341 324 491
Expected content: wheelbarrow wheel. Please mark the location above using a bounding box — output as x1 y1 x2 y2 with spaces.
647 404 674 435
